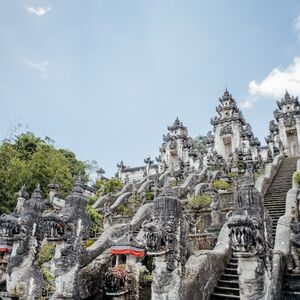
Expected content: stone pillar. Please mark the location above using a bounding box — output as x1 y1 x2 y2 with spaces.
228 173 272 300
237 256 265 300
143 185 187 300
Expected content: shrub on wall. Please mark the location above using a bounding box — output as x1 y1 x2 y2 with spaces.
294 171 300 184
37 242 55 267
187 194 212 209
212 179 231 191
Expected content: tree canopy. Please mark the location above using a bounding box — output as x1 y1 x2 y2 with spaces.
0 132 90 214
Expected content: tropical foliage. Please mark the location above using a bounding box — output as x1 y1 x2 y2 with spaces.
212 179 231 191
187 194 212 209
0 132 90 214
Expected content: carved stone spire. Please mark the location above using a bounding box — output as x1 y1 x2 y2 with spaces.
211 89 245 126
16 184 29 199
167 117 187 132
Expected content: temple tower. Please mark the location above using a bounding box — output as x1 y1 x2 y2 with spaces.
158 118 200 174
211 89 246 160
273 91 300 157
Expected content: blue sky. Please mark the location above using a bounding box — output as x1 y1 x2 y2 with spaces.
1 0 300 176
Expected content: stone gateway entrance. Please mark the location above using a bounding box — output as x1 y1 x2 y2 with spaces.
286 129 299 157
223 135 233 160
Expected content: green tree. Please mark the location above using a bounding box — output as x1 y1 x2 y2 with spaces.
0 132 90 214
95 177 123 195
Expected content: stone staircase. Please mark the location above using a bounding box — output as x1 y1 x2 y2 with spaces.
283 273 300 299
263 156 298 299
264 157 298 242
210 157 298 300
210 257 240 299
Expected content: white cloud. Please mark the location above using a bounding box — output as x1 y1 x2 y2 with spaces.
25 60 48 78
241 57 300 108
26 6 52 16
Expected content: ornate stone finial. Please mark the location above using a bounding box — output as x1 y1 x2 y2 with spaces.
117 160 126 170
31 184 42 200
284 90 291 101
219 88 234 104
167 117 187 132
48 181 60 191
96 168 105 176
71 175 84 194
144 156 154 165
276 90 299 110
16 184 29 199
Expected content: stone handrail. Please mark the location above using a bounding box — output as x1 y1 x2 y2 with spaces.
255 154 284 195
181 224 231 300
268 158 300 300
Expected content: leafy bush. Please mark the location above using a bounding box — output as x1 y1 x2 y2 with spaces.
41 267 55 297
238 161 246 171
37 242 55 266
116 205 132 216
95 178 123 195
227 172 237 180
143 274 153 282
87 205 103 225
87 195 97 206
85 239 94 248
187 194 212 209
145 191 154 201
294 172 300 184
212 179 231 191
41 267 54 283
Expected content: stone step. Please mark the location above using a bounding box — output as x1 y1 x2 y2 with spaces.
221 274 239 282
265 206 285 208
214 286 240 295
283 290 300 299
265 207 285 210
227 262 238 268
266 206 286 209
265 194 288 197
224 268 238 275
264 158 297 250
211 293 240 299
218 280 239 288
265 200 286 202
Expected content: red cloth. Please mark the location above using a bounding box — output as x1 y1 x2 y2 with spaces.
111 249 144 257
0 248 11 253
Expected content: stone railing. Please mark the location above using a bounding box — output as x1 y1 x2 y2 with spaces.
255 154 284 195
268 158 300 300
181 224 231 300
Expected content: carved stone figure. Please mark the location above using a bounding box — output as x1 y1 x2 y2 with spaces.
143 184 187 299
227 172 272 300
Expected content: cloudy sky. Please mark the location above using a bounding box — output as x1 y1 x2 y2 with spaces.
1 0 300 176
